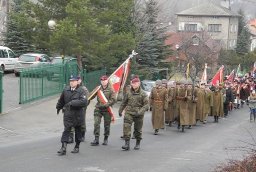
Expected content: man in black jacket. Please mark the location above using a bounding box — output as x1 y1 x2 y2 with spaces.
224 82 234 117
56 75 87 156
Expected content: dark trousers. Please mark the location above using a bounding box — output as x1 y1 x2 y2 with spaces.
61 125 83 143
223 102 229 116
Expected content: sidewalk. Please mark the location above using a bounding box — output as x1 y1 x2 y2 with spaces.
0 95 120 147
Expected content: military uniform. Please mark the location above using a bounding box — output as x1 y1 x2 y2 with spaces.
196 87 205 122
91 81 115 146
150 85 168 134
166 86 176 125
119 83 149 150
187 86 197 126
203 87 213 122
212 87 224 122
176 84 189 132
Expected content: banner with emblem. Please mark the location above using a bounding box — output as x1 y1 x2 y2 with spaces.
227 69 235 83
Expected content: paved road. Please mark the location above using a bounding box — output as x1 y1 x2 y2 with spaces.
2 72 20 112
0 98 255 172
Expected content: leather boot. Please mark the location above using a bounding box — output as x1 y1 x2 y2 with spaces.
102 136 108 145
134 140 140 150
122 140 130 151
71 142 80 153
57 142 67 156
154 129 159 135
91 136 99 146
81 131 85 142
181 125 185 132
216 116 219 123
214 116 217 122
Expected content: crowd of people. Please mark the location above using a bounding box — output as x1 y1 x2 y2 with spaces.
54 73 256 156
150 75 256 134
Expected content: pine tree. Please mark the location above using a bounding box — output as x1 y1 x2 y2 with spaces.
136 0 172 67
236 9 250 55
4 0 35 55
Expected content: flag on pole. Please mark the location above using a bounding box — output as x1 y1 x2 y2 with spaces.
88 50 137 101
227 69 235 83
108 57 131 97
211 65 224 86
87 50 138 122
186 63 190 79
236 64 243 78
200 63 207 84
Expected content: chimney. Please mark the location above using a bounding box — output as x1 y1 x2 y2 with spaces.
220 0 230 9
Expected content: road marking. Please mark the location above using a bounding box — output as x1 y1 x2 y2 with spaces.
0 126 15 133
185 150 203 154
172 158 192 161
80 167 105 172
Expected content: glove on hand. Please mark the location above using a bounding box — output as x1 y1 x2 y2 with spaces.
119 112 122 117
57 109 61 115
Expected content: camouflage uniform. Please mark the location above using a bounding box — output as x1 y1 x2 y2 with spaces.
92 85 115 137
119 87 149 141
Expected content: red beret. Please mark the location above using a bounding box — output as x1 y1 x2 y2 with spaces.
100 75 108 81
131 77 140 83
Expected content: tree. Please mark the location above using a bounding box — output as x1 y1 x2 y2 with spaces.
4 0 35 55
23 0 136 71
236 9 250 55
135 0 172 67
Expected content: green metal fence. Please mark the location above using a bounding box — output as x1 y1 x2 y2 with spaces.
19 62 106 104
0 71 3 113
83 69 106 91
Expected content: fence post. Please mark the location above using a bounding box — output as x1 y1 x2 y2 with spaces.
0 71 3 113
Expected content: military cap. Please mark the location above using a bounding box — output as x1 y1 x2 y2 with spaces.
100 75 108 81
162 79 168 84
155 80 162 85
131 76 140 83
69 75 79 81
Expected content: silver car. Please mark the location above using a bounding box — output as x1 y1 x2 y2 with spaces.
14 53 51 76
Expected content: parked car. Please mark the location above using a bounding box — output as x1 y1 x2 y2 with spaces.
46 56 77 80
14 53 51 76
0 46 18 72
51 56 77 64
141 80 155 97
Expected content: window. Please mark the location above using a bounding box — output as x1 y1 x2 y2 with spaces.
208 24 222 32
184 24 197 31
8 50 16 58
2 50 8 58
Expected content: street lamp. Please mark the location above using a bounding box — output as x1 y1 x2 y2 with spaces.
48 20 56 30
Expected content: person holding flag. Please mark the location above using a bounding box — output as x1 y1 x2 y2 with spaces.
90 75 116 146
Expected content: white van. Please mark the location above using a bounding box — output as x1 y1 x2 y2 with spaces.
0 46 18 71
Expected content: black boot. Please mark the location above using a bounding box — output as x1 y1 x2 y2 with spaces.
216 116 219 123
134 140 140 150
57 142 67 156
154 129 159 135
102 136 108 145
181 125 185 132
214 116 217 122
71 142 80 153
91 136 99 146
122 140 130 151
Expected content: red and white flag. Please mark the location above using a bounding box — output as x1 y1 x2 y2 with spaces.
200 63 207 85
108 58 131 96
211 65 224 86
97 90 115 122
227 69 235 83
